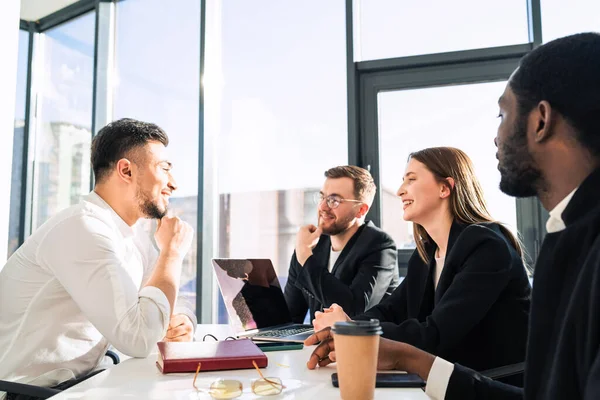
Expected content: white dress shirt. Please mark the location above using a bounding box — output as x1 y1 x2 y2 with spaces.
0 191 195 394
425 188 577 399
545 189 577 233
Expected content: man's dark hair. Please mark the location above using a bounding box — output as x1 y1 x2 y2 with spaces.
324 165 376 204
509 32 600 156
91 118 169 183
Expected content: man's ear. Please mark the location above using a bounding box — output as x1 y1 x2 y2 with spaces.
116 158 133 182
357 203 369 218
532 100 555 143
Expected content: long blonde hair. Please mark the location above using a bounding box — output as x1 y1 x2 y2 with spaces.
408 147 524 265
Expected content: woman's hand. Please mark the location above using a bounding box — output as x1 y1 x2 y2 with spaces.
312 303 351 332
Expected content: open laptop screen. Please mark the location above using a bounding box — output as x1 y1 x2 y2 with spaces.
212 259 293 332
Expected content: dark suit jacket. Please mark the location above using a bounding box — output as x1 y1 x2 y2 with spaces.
446 168 600 400
356 221 531 373
284 221 399 322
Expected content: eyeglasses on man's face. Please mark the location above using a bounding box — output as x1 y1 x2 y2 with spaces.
193 360 285 398
313 193 362 209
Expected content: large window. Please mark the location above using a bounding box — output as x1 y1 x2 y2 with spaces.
8 30 30 257
31 13 95 230
378 82 517 249
208 0 348 322
113 0 201 313
541 0 600 42
13 0 586 317
356 0 529 61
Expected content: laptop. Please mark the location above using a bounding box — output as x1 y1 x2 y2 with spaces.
212 258 314 342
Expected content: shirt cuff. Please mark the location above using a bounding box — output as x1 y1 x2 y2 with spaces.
425 357 454 400
139 286 171 334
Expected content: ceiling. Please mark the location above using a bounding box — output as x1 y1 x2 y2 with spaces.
20 0 80 21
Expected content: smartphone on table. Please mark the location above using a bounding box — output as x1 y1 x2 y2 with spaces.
255 341 304 352
331 372 425 388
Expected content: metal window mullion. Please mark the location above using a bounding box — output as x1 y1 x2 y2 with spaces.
91 1 116 188
359 73 381 225
198 0 214 323
524 0 546 266
369 59 522 92
18 23 36 245
23 28 47 237
356 43 532 74
527 0 543 47
346 0 359 166
37 0 97 33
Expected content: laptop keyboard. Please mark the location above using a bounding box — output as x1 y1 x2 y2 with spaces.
253 327 313 338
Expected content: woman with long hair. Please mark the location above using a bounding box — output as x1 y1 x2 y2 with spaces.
312 147 531 381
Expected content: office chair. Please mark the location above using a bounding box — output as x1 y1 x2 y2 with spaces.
0 350 120 400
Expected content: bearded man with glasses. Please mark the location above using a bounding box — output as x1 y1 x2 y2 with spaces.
284 166 399 325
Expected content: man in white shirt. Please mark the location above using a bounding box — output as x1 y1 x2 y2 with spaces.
306 32 600 400
0 118 195 398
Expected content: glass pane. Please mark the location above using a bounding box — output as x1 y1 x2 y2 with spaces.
207 0 347 323
356 0 529 61
541 0 600 43
379 82 517 249
32 13 94 230
9 30 30 257
114 0 200 313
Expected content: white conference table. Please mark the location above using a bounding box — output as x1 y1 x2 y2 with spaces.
51 325 430 399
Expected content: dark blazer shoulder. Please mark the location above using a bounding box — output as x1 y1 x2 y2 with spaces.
447 222 519 275
412 222 514 264
457 222 509 242
359 221 396 249
452 223 513 253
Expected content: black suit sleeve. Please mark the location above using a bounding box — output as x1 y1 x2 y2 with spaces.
284 252 309 323
584 320 600 398
293 239 397 317
445 364 523 400
375 226 514 353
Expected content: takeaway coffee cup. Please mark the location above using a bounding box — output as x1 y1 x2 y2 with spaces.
332 319 382 400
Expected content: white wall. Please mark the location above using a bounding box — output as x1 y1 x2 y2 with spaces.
0 0 21 262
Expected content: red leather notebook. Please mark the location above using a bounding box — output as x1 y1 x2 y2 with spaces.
156 339 268 374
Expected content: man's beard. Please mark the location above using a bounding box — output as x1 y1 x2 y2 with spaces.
498 113 543 198
137 188 167 219
319 212 355 236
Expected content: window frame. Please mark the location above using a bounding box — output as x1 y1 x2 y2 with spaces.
347 0 547 270
12 0 549 323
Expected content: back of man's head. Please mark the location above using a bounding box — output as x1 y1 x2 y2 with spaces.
510 32 600 157
324 165 376 207
91 118 169 184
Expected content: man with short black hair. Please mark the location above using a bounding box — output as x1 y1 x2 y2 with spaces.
306 32 600 400
285 165 399 323
0 118 195 397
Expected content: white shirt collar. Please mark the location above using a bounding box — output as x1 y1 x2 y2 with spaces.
86 191 136 238
546 188 578 233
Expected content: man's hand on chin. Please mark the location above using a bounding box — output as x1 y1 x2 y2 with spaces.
295 224 323 266
163 314 194 342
